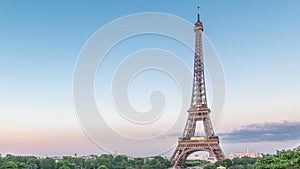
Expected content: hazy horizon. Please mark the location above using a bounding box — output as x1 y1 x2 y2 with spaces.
0 0 299 157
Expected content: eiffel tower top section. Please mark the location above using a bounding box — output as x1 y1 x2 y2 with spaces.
189 6 208 111
195 6 204 30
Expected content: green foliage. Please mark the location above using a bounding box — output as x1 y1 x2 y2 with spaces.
98 165 109 169
96 156 111 168
39 157 55 169
204 156 258 169
134 157 144 168
26 157 38 166
59 165 71 169
4 161 18 169
203 165 215 169
55 156 83 169
0 158 3 168
17 162 27 169
255 149 300 169
141 164 151 169
1 148 298 169
185 159 209 167
204 148 300 169
141 156 169 169
112 155 128 169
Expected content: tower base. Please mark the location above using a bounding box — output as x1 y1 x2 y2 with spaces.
170 136 225 167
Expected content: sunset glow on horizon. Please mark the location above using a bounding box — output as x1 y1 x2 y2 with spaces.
1 0 299 157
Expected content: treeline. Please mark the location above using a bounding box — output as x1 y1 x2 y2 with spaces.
204 147 300 169
1 147 299 169
185 159 209 167
203 157 257 169
0 154 170 169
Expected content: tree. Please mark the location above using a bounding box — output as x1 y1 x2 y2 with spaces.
84 159 98 169
26 157 38 166
17 162 27 169
0 157 3 168
203 165 215 169
97 165 108 169
56 160 76 169
5 161 17 169
141 164 151 169
254 149 300 169
59 165 71 169
39 157 55 169
62 156 84 168
134 158 144 168
125 167 134 169
4 155 14 162
245 164 254 169
96 157 111 168
222 159 232 167
27 164 38 169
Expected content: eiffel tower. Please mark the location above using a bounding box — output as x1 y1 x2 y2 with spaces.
170 7 225 167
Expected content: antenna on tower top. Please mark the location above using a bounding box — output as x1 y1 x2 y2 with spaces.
197 6 200 22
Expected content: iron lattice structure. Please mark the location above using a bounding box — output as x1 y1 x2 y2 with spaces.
170 8 225 167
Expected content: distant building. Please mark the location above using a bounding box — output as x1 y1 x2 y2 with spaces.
113 150 118 158
228 149 262 159
51 156 63 162
144 156 155 163
187 154 217 163
125 155 134 161
207 157 217 163
80 154 97 160
187 154 208 161
186 154 216 163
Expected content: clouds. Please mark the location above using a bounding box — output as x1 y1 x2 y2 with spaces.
156 121 300 145
219 121 300 143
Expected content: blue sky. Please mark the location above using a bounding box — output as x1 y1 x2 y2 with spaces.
0 1 300 157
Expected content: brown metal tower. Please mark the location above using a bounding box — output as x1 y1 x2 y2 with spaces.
170 7 225 167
